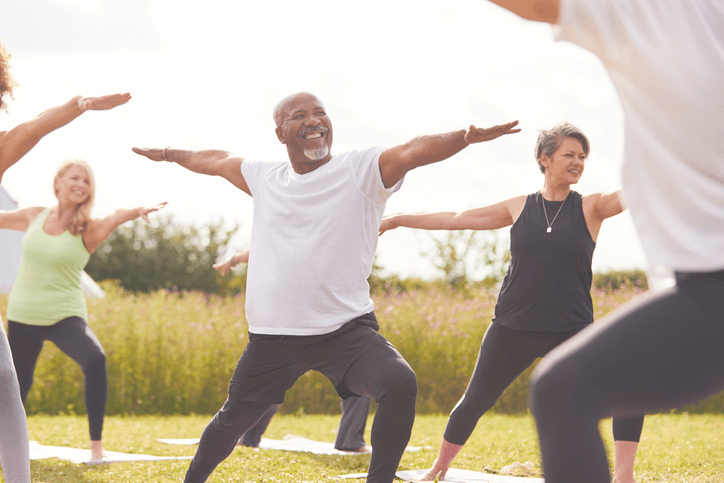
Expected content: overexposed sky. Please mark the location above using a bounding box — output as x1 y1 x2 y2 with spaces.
0 0 648 279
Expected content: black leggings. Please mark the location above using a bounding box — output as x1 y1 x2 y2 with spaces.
531 270 724 482
444 322 644 445
8 317 107 441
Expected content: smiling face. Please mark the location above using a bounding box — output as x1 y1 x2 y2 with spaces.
274 93 333 173
54 162 94 206
540 137 587 185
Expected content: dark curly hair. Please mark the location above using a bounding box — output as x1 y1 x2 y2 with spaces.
0 40 17 112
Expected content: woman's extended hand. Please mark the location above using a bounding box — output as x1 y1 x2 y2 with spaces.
77 93 131 111
137 202 167 222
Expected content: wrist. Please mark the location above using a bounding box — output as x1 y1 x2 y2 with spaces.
76 96 90 112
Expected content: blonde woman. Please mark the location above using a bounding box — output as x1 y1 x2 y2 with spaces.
0 38 130 480
0 160 164 461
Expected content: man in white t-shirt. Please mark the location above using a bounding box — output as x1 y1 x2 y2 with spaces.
133 92 519 483
478 2 724 482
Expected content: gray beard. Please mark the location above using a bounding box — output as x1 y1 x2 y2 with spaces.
303 146 329 161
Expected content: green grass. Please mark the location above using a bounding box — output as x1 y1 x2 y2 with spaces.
17 413 724 482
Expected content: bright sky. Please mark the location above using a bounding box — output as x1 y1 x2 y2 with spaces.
0 0 648 279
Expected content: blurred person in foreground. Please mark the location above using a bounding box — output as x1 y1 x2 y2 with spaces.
474 2 724 482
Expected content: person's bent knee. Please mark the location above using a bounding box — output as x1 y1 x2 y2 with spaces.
378 361 417 401
0 361 18 387
84 350 107 373
529 359 573 419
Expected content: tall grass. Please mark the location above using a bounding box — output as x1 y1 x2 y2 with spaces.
2 278 721 417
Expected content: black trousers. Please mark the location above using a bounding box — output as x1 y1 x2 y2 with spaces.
184 312 417 483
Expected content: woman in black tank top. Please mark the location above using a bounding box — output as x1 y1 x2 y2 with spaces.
380 122 643 483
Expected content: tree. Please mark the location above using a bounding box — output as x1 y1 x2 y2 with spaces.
424 230 510 289
85 215 240 293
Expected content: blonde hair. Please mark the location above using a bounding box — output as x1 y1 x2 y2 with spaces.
53 159 95 235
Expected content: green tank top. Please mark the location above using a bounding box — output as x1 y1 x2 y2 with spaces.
7 207 90 326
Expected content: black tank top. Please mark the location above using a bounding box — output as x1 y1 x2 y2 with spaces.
493 191 595 332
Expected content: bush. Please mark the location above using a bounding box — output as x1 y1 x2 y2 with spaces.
85 216 241 294
593 269 648 292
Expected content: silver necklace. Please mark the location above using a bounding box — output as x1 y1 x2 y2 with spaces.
541 191 569 233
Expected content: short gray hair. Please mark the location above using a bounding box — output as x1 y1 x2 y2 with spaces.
534 122 590 173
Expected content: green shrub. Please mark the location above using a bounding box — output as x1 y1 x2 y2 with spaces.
593 269 648 292
85 216 241 294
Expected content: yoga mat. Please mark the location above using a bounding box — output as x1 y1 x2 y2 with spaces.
340 469 544 482
157 435 422 455
29 440 193 465
156 438 201 446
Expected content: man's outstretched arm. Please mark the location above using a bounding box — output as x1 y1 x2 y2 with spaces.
485 0 559 24
132 147 251 196
378 121 520 188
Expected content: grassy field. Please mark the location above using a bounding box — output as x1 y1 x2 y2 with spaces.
18 412 724 482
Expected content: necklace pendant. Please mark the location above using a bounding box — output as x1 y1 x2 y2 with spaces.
546 226 552 233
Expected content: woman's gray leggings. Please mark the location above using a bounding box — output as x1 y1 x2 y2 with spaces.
0 321 31 483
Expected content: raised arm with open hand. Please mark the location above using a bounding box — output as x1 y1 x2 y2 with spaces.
0 93 131 182
379 196 525 236
83 202 167 254
378 120 520 188
131 147 250 195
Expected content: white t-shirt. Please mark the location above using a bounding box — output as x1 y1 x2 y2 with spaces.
240 147 402 335
557 0 724 273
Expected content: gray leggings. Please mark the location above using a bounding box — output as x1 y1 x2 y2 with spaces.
8 316 107 441
444 322 644 445
531 270 724 482
0 321 31 483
